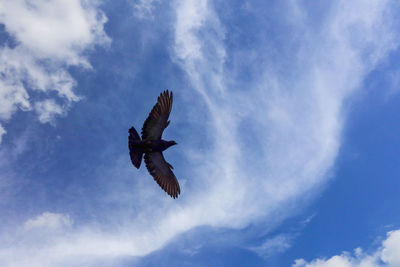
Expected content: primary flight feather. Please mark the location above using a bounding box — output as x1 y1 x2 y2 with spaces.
128 90 180 198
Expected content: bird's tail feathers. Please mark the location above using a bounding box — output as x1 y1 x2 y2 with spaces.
129 126 143 169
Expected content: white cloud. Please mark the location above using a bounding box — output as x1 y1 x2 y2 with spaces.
24 212 73 231
0 0 109 139
34 99 64 124
293 229 400 267
0 0 400 266
168 0 400 235
381 230 400 266
0 124 5 143
132 0 160 19
249 234 293 259
0 0 109 64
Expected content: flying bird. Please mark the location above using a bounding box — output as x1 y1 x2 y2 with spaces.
128 90 180 198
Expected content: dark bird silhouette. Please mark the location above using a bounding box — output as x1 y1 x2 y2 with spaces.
128 90 180 198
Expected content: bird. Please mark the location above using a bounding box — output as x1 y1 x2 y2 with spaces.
128 90 180 198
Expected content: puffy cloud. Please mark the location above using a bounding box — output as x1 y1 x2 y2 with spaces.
0 0 109 140
293 229 400 267
0 0 109 64
34 99 64 124
381 230 400 266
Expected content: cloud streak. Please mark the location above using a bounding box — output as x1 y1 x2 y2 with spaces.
24 212 73 231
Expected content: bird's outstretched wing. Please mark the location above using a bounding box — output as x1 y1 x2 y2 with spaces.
144 152 180 198
141 90 172 141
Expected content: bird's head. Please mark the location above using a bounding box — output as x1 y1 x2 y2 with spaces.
168 140 177 147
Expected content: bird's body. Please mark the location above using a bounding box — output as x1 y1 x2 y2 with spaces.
128 90 181 198
131 140 176 153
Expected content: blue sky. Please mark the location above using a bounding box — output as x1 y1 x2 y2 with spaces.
1 0 400 266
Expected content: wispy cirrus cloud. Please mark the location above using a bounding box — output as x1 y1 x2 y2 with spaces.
0 0 110 141
0 0 400 266
249 234 293 259
169 0 400 229
24 212 73 231
0 125 5 143
132 0 160 19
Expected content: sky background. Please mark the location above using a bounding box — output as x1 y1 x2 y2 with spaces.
0 0 400 266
